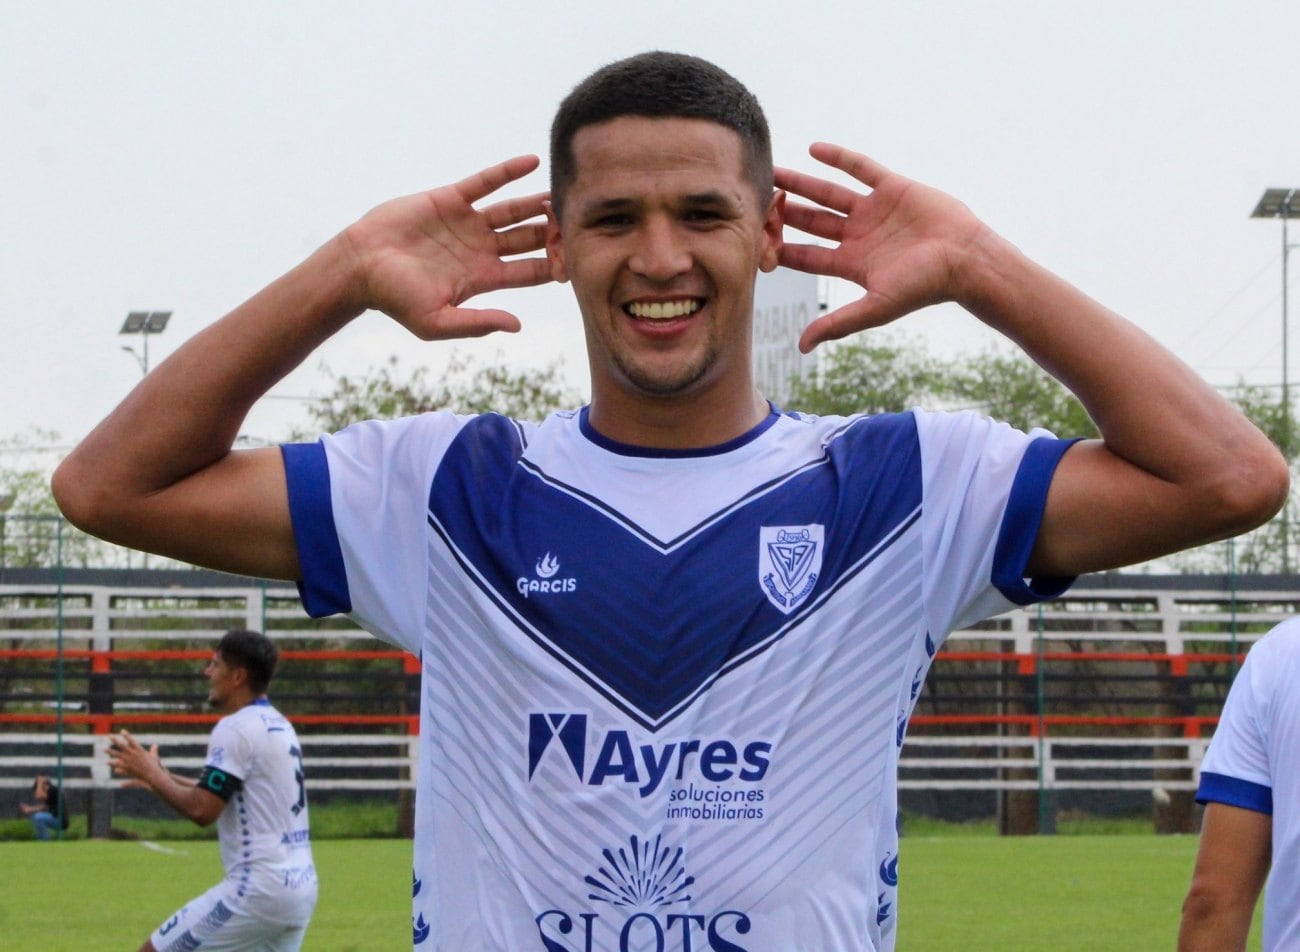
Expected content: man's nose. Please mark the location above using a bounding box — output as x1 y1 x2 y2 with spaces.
629 218 691 280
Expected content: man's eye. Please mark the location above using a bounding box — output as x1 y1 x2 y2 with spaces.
684 209 723 223
593 214 633 228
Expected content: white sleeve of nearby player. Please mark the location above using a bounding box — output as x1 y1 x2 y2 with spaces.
282 412 471 652
911 408 1076 639
1200 630 1278 795
207 713 254 781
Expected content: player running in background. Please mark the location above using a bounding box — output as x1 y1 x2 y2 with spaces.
59 52 1285 950
1180 619 1300 951
108 629 317 952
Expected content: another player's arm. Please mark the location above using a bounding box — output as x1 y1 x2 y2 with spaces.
776 145 1288 577
1178 802 1271 951
107 730 225 827
52 156 552 580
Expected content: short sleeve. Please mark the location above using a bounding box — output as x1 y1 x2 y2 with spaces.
282 412 471 653
912 409 1077 637
1197 639 1274 814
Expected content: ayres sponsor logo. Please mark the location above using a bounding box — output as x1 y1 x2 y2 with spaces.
527 714 771 798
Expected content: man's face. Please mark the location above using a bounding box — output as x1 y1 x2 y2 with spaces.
547 116 781 410
203 651 242 712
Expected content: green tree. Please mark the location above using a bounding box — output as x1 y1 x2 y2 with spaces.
295 352 583 438
0 429 130 569
785 337 946 416
786 338 1097 439
946 349 1099 438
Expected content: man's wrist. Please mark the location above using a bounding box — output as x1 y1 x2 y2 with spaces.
948 225 1025 315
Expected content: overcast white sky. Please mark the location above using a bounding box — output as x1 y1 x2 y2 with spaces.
5 0 1298 462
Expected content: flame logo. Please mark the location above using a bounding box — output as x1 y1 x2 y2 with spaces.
879 852 899 887
536 553 560 579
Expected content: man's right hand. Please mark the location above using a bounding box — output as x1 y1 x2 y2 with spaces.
340 154 553 340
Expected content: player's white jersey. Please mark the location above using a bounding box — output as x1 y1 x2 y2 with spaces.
206 700 317 902
284 405 1075 951
1197 620 1300 951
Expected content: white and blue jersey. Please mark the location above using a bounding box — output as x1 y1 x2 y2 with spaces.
1196 619 1300 951
207 700 316 899
151 700 317 952
282 405 1074 952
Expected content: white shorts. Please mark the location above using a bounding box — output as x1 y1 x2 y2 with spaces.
150 875 317 952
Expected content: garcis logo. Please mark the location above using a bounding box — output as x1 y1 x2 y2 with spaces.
517 553 578 599
535 835 754 951
527 714 771 799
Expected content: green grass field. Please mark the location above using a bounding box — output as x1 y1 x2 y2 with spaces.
0 834 1263 950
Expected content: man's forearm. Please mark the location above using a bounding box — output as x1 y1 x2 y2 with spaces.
52 235 363 577
142 770 218 826
953 229 1287 570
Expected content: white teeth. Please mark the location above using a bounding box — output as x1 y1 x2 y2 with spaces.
627 300 702 320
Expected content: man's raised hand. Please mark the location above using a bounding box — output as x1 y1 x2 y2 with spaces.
341 154 553 341
776 143 990 353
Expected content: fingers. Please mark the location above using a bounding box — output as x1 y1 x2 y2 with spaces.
454 154 542 206
780 199 846 244
409 306 524 342
776 144 890 211
494 222 548 258
778 241 843 279
798 295 902 353
807 142 891 188
775 167 859 216
493 255 554 290
481 191 549 232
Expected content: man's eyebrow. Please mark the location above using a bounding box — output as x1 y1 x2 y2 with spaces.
579 196 639 215
681 190 737 206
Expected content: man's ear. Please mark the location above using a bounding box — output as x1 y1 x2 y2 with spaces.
544 201 569 284
759 189 785 274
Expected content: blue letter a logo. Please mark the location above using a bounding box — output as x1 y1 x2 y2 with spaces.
528 713 588 780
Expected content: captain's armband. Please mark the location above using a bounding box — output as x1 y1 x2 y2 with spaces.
197 765 244 801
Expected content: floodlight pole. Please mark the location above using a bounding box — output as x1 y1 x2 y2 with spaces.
1252 190 1300 573
118 311 173 377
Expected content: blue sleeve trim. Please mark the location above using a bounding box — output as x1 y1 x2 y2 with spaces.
280 442 352 617
1196 771 1273 814
993 436 1081 606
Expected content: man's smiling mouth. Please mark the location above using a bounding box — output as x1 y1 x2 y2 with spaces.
625 299 704 320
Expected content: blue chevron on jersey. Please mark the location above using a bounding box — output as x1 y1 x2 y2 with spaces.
424 410 923 727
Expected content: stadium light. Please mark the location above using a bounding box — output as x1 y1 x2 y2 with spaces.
1251 189 1300 572
118 310 172 376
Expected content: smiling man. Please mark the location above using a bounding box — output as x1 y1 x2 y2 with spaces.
55 52 1286 951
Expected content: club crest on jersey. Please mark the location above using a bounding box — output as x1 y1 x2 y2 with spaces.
758 525 823 615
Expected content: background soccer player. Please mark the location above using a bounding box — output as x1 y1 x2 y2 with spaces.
109 629 317 952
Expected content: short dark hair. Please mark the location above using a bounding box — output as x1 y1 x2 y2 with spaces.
217 629 278 694
549 51 773 218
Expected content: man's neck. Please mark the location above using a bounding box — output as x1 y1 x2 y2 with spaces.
585 386 770 450
216 690 265 715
